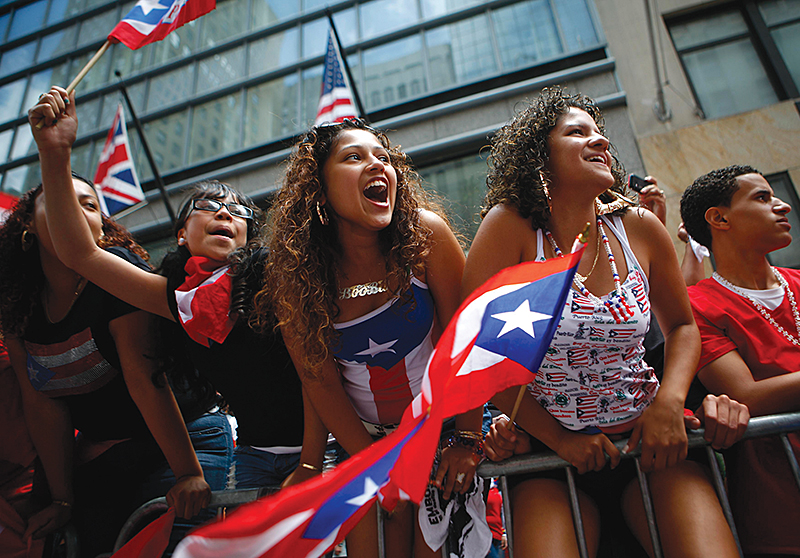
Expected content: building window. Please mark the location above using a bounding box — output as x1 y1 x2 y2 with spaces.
668 0 800 120
767 172 800 269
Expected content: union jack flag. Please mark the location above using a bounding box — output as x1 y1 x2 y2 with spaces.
94 105 146 216
315 30 358 125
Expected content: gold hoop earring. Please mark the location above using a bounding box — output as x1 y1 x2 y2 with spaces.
316 202 330 226
21 229 35 252
539 171 553 212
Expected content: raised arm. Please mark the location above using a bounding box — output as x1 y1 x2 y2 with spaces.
6 337 75 541
110 310 210 518
29 87 172 320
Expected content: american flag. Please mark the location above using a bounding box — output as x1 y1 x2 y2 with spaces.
94 104 146 216
315 30 358 126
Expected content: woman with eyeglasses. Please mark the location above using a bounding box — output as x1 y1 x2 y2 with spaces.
0 172 211 557
28 87 319 494
254 119 484 558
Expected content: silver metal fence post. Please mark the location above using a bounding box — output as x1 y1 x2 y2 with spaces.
499 475 515 558
704 446 743 556
377 504 386 558
634 458 663 558
564 467 590 558
780 433 800 492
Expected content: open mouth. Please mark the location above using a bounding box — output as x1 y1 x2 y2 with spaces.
587 155 607 165
364 180 388 204
210 228 234 238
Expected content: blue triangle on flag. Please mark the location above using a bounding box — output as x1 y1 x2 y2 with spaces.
114 118 124 137
104 198 132 215
112 168 136 187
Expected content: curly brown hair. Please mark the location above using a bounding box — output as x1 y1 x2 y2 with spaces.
485 87 630 228
0 176 149 338
255 119 447 374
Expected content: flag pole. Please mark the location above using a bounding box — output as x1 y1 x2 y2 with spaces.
324 8 367 121
114 70 177 226
67 40 112 94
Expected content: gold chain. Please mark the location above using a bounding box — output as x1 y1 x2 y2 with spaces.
338 280 388 300
44 277 87 324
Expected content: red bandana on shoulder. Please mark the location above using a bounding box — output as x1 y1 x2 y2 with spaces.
175 256 237 347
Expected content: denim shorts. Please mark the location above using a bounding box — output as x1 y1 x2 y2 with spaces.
233 445 301 489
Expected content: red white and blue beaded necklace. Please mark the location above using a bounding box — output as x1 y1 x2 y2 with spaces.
545 217 636 324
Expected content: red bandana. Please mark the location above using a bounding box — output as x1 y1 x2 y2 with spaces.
175 257 237 347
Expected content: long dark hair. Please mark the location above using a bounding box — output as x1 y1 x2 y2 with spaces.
0 174 149 338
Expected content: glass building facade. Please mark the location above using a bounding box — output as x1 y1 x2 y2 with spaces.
1 0 611 242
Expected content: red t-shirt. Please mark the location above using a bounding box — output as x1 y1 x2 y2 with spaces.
485 486 504 541
689 268 800 555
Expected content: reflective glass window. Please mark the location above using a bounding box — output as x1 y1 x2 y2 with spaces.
759 0 800 25
69 48 112 92
419 152 487 240
77 9 118 48
23 65 69 112
670 10 748 50
8 0 47 41
302 9 357 59
359 0 419 41
0 13 10 40
2 162 41 195
70 141 93 175
0 79 26 124
244 74 300 147
681 38 778 119
197 46 245 91
98 96 122 132
152 21 198 67
0 41 37 78
201 0 248 48
47 0 85 25
771 21 800 85
301 65 322 125
426 14 496 92
189 94 241 163
252 0 300 29
554 0 600 51
421 0 484 19
147 65 196 112
362 35 424 110
248 28 299 76
0 128 13 162
10 124 35 160
75 96 103 133
142 110 188 174
111 42 153 77
493 0 562 70
37 27 78 63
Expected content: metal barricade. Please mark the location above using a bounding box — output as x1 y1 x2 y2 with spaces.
477 411 800 558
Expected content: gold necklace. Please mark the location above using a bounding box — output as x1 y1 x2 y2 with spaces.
44 277 87 324
574 228 602 283
338 280 388 300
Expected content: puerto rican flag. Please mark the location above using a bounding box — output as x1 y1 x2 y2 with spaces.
0 191 17 223
169 241 585 558
314 30 358 126
94 104 146 216
109 0 215 50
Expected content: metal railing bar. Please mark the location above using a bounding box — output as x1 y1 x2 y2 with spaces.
377 503 386 558
634 458 663 558
499 475 515 558
564 466 590 558
704 445 743 557
780 433 800 493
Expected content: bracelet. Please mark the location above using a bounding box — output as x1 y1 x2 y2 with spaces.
301 462 320 472
51 500 72 509
455 429 484 441
445 434 485 459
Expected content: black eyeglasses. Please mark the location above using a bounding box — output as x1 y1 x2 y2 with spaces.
191 198 254 219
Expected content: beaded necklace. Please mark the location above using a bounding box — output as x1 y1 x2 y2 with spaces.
545 218 635 324
712 268 800 347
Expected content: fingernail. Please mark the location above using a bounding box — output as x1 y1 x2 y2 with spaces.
622 444 630 454
63 97 70 104
53 118 58 124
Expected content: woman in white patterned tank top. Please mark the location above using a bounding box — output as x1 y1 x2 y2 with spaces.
462 88 741 558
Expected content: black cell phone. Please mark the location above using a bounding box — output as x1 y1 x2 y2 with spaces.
628 174 650 193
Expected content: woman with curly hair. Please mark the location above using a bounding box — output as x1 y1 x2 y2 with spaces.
0 174 211 557
470 88 742 557
256 119 482 557
28 87 318 494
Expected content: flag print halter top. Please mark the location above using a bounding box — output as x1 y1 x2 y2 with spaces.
531 215 658 431
333 277 435 426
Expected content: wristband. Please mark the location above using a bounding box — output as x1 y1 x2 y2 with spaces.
301 462 320 472
51 500 72 509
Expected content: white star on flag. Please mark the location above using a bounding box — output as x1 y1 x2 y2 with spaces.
491 300 551 339
136 0 168 16
346 477 380 507
355 338 397 357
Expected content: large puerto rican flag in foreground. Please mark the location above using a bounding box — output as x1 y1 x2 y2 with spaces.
171 242 585 558
109 0 215 50
314 29 358 126
94 104 146 217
